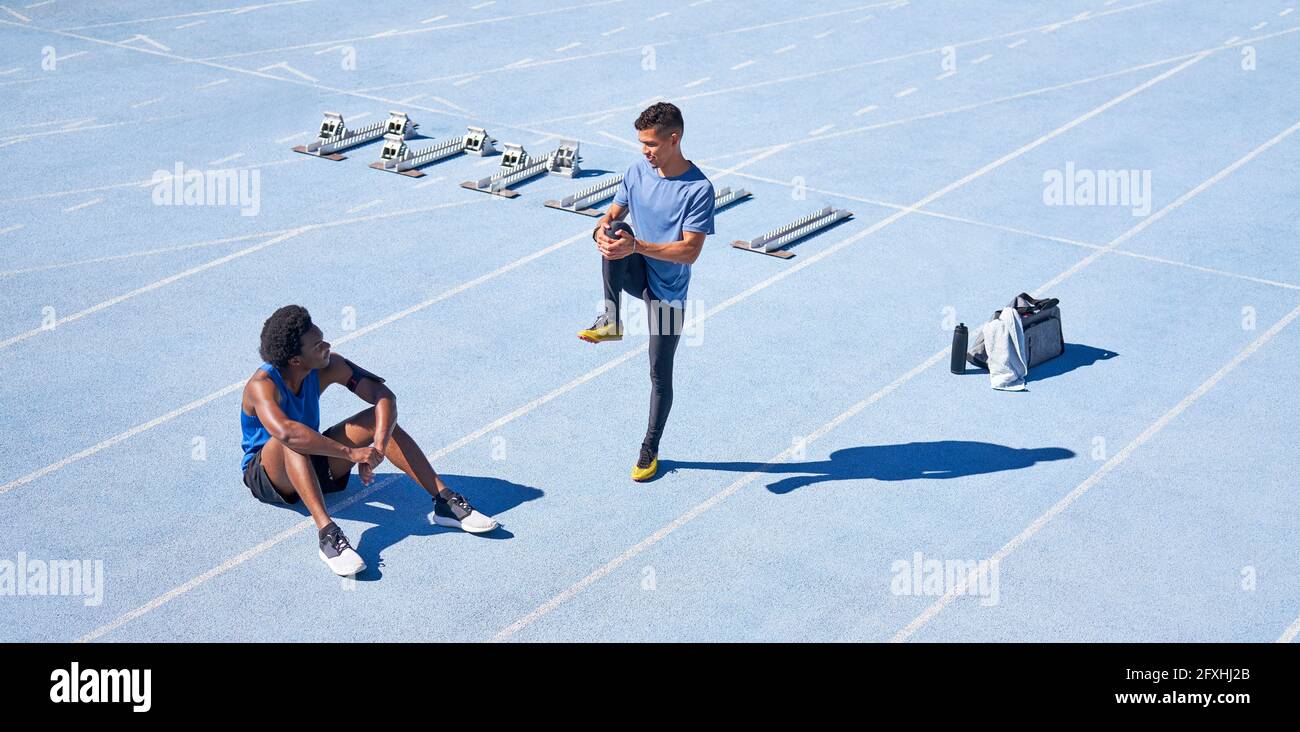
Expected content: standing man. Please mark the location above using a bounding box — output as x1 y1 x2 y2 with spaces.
578 102 715 482
240 305 498 576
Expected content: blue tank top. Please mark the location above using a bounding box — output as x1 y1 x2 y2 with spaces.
240 363 322 472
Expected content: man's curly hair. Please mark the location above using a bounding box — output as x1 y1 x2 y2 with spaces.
635 101 683 135
259 305 314 368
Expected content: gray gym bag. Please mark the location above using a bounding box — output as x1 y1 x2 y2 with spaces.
967 293 1064 369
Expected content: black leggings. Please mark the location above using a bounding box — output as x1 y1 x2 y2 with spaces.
602 253 684 453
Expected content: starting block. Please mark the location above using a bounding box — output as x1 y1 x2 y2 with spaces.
712 185 752 211
546 140 581 177
460 142 566 198
294 111 416 160
544 173 624 216
732 205 852 259
369 125 498 177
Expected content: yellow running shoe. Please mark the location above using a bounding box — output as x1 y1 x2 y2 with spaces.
578 316 622 343
632 445 658 482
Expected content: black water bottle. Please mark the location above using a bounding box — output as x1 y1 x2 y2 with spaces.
950 323 968 374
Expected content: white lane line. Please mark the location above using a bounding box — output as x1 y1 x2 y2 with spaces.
25 1 54 8
683 76 710 88
55 50 86 61
203 0 624 61
471 1 495 9
61 0 316 30
0 157 304 204
1281 9 1294 18
0 66 21 74
889 119 1300 641
601 25 626 36
555 41 580 52
413 175 445 189
1252 22 1267 30
1007 38 1027 48
1279 615 1300 643
585 113 614 125
490 57 1208 642
730 59 755 70
813 30 834 39
647 11 670 21
773 43 796 54
206 152 244 166
61 197 104 213
2 232 274 277
1224 35 1242 45
311 44 348 55
175 20 206 30
129 97 164 109
118 33 170 51
934 69 955 80
689 0 712 5
257 62 317 82
596 130 638 148
68 147 783 641
196 78 228 89
0 227 306 353
1 5 31 21
505 57 533 68
894 86 918 97
719 167 1300 291
701 29 1300 164
853 104 877 116
895 305 1300 643
0 200 483 355
808 123 834 136
493 348 947 643
275 130 308 143
971 53 992 64
60 116 94 129
0 224 24 235
344 199 382 214
854 14 874 23
420 14 448 24
525 4 1180 129
452 75 480 86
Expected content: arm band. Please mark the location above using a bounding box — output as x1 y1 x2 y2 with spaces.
343 358 386 393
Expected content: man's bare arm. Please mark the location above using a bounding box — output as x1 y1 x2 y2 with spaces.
630 230 707 265
320 354 397 452
247 378 356 461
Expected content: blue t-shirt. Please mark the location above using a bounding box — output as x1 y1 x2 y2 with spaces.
240 363 322 472
612 158 715 303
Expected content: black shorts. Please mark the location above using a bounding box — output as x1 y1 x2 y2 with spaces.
242 448 351 505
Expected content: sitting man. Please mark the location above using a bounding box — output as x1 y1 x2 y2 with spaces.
239 304 497 576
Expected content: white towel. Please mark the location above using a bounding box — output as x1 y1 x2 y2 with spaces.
982 307 1028 391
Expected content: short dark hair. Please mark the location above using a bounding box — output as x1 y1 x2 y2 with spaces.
635 101 683 136
259 305 314 368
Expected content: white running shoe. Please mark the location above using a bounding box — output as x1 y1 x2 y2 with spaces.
318 521 366 576
431 491 499 534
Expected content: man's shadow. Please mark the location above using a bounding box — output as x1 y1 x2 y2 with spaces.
659 441 1075 494
273 473 541 580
